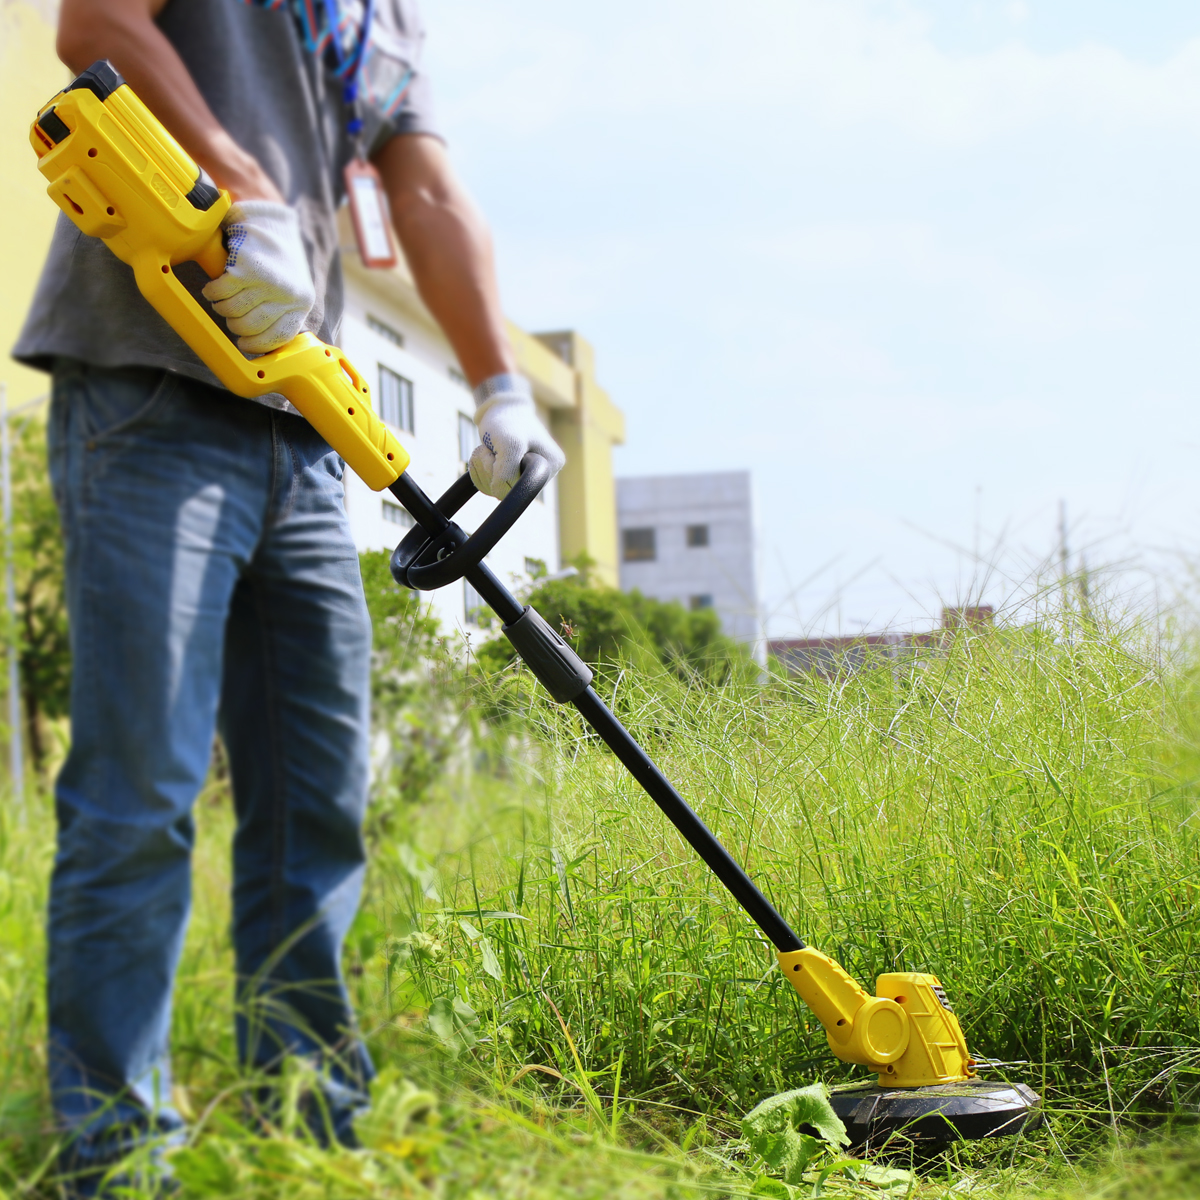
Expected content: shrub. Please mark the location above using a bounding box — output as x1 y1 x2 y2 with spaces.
360 550 473 818
474 563 751 687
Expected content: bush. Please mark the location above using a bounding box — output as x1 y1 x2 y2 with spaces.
474 562 751 687
8 414 70 775
360 550 473 818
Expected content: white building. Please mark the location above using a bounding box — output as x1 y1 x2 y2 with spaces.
336 212 624 635
616 471 760 648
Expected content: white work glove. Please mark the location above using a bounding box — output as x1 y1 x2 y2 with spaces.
201 201 316 355
468 374 566 499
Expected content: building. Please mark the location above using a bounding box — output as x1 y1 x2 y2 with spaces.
1 0 67 415
0 0 626 637
338 213 625 632
616 471 760 646
770 606 995 677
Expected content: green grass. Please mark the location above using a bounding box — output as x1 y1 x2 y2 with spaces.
2 601 1199 1196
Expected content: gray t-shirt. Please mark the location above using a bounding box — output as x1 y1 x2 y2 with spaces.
13 0 438 402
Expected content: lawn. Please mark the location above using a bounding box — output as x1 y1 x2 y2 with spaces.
1 576 1198 1197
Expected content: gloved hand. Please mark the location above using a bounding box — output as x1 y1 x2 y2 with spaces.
201 201 316 355
468 374 566 499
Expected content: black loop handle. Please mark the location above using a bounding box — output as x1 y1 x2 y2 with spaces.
390 453 552 591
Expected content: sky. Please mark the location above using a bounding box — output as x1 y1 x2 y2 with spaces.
420 1 1200 637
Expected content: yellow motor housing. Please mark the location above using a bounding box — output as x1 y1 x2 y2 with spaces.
778 947 974 1088
29 66 409 491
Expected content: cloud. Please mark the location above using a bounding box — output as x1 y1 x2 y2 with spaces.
741 221 1151 344
423 1 1200 634
430 0 1200 144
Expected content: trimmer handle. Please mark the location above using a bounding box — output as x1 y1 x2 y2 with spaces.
30 61 410 491
390 454 552 591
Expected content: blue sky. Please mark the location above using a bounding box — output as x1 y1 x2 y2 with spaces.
421 1 1200 636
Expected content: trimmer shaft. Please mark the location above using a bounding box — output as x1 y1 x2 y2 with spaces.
828 1078 1043 1150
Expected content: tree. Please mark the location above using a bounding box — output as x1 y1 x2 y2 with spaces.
474 560 751 685
9 415 70 774
359 550 469 819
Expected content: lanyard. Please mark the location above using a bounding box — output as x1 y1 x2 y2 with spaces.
247 0 396 142
305 0 374 138
323 0 374 136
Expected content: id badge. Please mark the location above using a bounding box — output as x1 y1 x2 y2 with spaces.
345 159 398 269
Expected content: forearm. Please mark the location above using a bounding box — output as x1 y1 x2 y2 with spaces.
399 208 514 387
57 1 280 201
374 135 514 387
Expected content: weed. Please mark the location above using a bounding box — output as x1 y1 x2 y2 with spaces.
1 603 1198 1196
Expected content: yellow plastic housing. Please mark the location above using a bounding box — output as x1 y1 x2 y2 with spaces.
30 81 409 491
778 948 974 1088
875 970 974 1087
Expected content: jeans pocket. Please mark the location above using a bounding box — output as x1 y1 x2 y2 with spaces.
76 365 177 446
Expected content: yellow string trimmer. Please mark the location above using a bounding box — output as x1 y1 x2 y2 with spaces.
30 61 1041 1150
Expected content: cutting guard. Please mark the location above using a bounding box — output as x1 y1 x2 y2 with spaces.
828 1078 1043 1151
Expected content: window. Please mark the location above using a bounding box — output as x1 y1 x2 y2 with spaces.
686 523 710 548
622 527 656 562
524 557 546 579
464 578 485 625
448 366 468 388
689 594 714 611
382 500 414 528
458 412 480 463
377 366 414 433
367 315 404 347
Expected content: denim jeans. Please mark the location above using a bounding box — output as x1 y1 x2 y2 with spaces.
46 360 374 1180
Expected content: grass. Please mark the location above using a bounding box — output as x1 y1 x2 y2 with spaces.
1 596 1199 1196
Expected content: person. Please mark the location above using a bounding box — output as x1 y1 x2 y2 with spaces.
12 0 564 1190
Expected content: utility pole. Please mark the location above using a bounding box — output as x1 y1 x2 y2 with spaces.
1057 500 1069 579
0 384 23 811
974 485 982 563
1058 499 1071 613
1077 553 1092 625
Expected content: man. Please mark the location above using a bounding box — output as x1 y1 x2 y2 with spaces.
13 0 564 1188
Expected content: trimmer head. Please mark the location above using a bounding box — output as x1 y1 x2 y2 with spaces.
828 1078 1042 1151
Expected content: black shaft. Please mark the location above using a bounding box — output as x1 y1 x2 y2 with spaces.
388 471 805 952
389 473 452 533
463 561 525 626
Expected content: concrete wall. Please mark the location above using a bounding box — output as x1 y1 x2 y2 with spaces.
1 0 68 409
337 299 560 637
339 224 626 609
617 471 760 648
540 331 625 588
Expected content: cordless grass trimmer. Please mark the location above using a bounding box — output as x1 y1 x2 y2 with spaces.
31 62 1040 1150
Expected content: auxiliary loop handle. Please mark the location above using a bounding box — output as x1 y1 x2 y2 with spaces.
390 453 552 591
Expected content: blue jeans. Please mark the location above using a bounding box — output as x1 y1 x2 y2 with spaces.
46 361 375 1177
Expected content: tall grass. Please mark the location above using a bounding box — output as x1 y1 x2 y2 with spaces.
383 613 1199 1125
1 601 1199 1196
